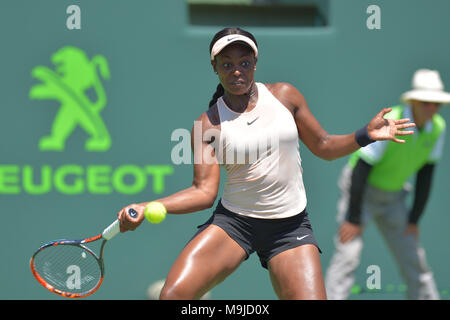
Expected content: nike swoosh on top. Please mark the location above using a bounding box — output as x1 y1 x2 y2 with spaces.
227 36 240 42
296 235 309 241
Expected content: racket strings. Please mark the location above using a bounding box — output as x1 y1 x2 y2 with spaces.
32 244 102 294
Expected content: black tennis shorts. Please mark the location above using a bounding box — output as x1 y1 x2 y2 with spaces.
194 200 322 269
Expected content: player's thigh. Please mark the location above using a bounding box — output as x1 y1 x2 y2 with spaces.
268 244 326 300
161 224 247 299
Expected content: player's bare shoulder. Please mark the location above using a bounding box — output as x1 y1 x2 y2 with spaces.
264 82 307 115
205 103 221 127
191 104 221 146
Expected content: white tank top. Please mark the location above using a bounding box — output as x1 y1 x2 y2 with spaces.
217 82 307 219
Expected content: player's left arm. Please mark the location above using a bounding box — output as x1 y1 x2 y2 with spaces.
270 82 415 161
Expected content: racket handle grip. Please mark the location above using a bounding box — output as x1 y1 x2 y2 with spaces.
102 208 138 240
102 220 120 240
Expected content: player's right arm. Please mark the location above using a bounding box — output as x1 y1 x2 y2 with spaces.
148 112 221 213
118 111 221 231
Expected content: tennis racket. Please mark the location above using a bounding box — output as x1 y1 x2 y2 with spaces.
30 208 137 298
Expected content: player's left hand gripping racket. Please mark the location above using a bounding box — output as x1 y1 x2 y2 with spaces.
30 208 138 298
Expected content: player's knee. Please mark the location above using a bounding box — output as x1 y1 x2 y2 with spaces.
159 282 194 300
159 283 179 300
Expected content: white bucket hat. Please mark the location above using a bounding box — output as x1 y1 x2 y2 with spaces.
401 69 450 104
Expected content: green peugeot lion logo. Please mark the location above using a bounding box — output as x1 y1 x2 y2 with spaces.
30 46 111 151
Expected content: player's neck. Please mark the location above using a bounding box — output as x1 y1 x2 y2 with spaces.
223 82 258 113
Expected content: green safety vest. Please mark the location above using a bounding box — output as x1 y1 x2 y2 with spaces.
348 105 446 192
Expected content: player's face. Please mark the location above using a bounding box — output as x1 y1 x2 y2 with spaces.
212 43 257 96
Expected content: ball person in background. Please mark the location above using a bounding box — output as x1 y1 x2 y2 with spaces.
117 27 415 299
325 69 450 300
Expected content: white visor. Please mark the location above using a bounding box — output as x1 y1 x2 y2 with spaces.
210 34 258 61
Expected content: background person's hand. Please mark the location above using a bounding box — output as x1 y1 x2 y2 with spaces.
404 223 419 239
339 221 363 243
367 108 416 143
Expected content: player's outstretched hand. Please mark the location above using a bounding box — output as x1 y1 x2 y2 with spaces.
367 108 416 143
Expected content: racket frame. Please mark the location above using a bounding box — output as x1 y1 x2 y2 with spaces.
31 209 136 298
30 234 107 298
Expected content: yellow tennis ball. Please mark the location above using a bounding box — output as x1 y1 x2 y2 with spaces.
144 202 167 224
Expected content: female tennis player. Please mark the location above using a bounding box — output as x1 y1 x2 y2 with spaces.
117 27 415 299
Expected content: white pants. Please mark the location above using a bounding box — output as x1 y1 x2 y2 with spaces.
325 165 440 300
